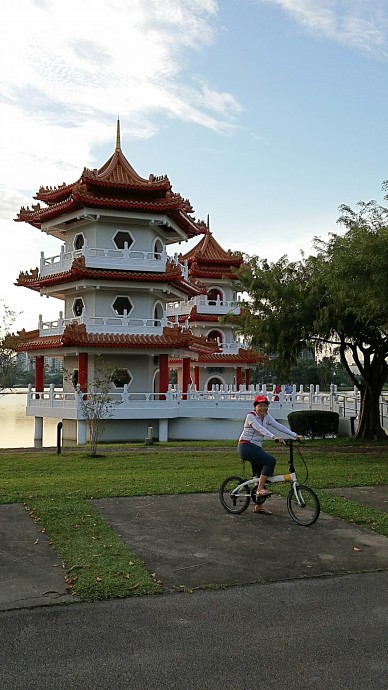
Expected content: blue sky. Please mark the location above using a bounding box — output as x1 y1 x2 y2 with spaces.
1 0 388 332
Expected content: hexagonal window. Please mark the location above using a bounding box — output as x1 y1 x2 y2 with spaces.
112 296 133 316
73 298 84 317
113 231 134 250
74 234 85 250
111 368 132 388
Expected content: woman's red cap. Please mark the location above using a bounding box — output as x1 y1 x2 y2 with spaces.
253 395 269 405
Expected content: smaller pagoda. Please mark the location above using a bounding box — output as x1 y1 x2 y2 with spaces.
166 222 263 391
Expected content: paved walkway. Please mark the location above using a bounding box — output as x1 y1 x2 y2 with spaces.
0 487 387 610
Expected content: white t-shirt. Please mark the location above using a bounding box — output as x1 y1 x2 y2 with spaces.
238 411 298 447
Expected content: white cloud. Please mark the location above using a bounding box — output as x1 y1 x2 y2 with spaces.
0 0 241 193
0 0 243 331
261 0 388 54
1 1 233 135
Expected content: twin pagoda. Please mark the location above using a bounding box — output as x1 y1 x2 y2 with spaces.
12 123 263 444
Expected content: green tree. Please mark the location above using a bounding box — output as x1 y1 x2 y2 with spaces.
234 193 388 439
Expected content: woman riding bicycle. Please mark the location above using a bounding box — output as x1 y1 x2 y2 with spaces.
238 395 303 514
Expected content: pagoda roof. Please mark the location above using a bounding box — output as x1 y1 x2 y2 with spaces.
8 323 218 355
168 306 231 324
15 120 206 238
170 348 265 365
179 228 243 281
181 228 242 265
15 257 204 297
195 349 264 364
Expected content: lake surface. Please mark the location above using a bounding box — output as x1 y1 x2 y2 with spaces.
0 390 59 449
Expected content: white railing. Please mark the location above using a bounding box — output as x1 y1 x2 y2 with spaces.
25 384 388 441
26 383 374 418
214 341 249 354
39 242 170 276
38 311 168 336
166 294 241 317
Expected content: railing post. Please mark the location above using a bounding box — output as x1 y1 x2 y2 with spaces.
329 383 335 411
145 426 153 446
27 383 32 408
56 422 63 454
34 417 43 448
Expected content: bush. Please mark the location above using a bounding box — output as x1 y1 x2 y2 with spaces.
288 410 339 439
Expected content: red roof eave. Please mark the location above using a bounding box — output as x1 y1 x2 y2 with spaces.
11 324 217 354
15 261 204 297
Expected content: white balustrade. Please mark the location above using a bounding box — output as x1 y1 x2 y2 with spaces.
166 294 241 317
25 383 388 435
214 341 249 354
24 383 354 414
39 241 168 276
38 312 168 336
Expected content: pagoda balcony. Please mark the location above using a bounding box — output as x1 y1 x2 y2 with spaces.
214 341 249 354
166 295 241 318
39 243 170 276
38 312 168 336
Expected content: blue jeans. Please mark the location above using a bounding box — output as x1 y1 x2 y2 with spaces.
238 442 276 477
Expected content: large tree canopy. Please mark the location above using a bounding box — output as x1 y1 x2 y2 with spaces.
234 195 388 439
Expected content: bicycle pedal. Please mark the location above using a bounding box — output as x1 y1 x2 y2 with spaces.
255 495 271 505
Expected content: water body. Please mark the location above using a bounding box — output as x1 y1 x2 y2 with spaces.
0 390 58 449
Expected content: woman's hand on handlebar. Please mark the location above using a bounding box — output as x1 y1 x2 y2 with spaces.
274 437 287 445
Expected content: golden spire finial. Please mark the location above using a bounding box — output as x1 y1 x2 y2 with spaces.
115 115 121 151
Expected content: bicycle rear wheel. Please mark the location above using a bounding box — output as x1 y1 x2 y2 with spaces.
219 476 250 514
287 484 320 526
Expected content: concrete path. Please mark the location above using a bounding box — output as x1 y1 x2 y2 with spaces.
0 504 74 610
93 489 388 592
0 486 387 610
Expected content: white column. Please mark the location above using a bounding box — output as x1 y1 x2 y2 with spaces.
159 419 168 442
77 420 87 445
34 417 43 448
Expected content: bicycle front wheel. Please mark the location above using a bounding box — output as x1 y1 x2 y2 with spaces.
287 485 320 526
219 476 250 514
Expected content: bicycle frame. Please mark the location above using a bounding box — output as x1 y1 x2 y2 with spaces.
220 440 320 525
231 441 302 504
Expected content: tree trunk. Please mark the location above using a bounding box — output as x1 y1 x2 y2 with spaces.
356 386 387 439
340 344 387 440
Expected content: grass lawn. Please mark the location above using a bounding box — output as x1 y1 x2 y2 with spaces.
0 438 387 601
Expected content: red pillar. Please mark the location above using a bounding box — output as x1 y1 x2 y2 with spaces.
35 356 44 393
194 366 200 390
78 353 88 391
245 368 250 387
182 357 191 399
159 354 169 399
236 367 242 391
